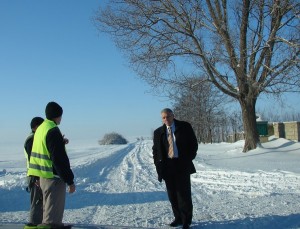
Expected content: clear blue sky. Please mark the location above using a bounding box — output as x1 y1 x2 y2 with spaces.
0 0 171 151
0 1 299 153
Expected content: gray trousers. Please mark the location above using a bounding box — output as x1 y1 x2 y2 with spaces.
28 177 43 225
40 177 66 227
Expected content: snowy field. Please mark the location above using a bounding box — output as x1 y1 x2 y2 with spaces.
1 137 300 229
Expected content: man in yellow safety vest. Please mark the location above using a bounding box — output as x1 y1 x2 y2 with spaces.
28 101 75 229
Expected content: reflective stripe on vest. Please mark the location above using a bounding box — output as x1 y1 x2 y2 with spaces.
27 119 57 178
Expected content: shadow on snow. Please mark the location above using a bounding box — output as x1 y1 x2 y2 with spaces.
1 214 300 229
65 190 168 209
193 213 300 229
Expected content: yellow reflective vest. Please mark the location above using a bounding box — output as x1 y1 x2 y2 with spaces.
27 119 56 178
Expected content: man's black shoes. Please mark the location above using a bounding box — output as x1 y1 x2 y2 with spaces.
169 219 183 227
182 223 190 229
169 219 192 228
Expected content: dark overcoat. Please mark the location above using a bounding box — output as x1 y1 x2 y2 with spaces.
152 119 198 181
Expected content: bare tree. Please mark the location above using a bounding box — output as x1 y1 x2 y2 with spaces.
94 0 300 152
171 77 231 143
229 110 244 142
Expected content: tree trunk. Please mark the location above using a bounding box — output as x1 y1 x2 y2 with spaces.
239 98 260 152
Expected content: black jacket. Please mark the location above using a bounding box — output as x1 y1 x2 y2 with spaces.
24 133 34 161
152 119 198 181
24 132 39 181
46 127 74 185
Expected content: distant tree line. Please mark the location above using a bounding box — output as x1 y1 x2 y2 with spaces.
257 110 300 123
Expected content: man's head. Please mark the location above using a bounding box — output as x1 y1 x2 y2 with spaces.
45 101 63 124
30 116 44 132
161 108 174 127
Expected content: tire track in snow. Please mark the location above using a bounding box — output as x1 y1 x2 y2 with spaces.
191 166 300 222
73 143 135 191
73 140 169 227
106 140 158 193
192 168 300 197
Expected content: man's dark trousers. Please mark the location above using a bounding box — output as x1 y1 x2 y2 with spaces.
164 159 193 225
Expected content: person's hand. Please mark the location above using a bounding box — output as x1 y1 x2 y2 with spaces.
68 184 76 194
63 135 69 144
35 180 40 188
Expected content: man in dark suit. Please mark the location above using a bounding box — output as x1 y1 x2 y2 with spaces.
152 108 198 229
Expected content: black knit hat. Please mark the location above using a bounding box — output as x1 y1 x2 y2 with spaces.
30 117 44 129
45 101 63 119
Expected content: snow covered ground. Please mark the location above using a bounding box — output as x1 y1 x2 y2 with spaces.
1 137 300 228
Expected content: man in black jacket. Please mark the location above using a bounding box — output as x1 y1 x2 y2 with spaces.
152 108 198 229
24 117 44 227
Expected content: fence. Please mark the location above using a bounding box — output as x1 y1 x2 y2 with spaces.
273 121 300 141
227 122 300 143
